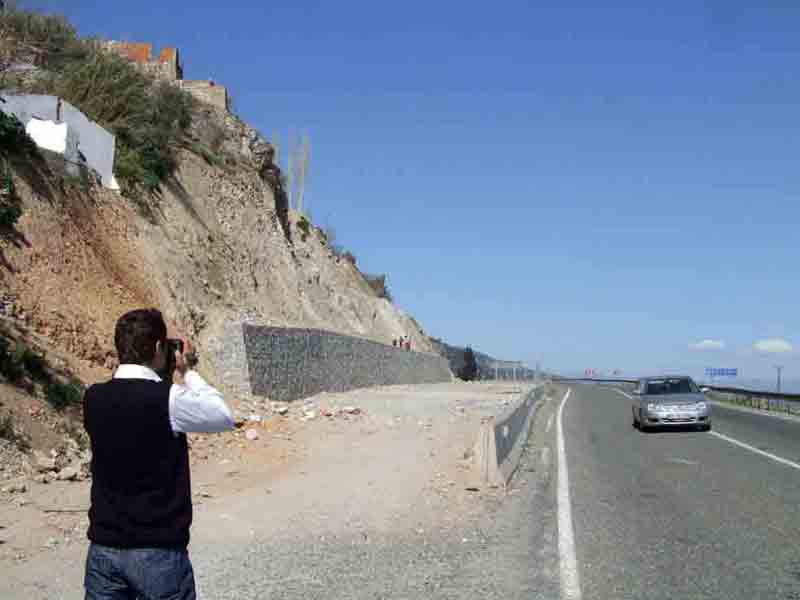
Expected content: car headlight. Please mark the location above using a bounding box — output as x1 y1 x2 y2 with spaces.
647 403 660 411
694 402 707 411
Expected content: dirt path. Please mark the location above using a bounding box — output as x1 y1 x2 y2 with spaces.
0 381 527 599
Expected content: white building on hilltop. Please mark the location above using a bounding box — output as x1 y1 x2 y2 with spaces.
1 94 119 190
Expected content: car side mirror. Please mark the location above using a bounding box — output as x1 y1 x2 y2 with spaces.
700 387 710 393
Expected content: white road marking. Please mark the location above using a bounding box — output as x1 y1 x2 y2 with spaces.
613 389 633 400
546 415 554 433
557 389 582 600
710 431 800 472
666 457 699 466
540 445 551 468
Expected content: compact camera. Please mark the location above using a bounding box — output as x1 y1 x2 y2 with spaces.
158 338 184 381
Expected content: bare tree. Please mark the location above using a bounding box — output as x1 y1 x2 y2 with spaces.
286 131 310 214
271 129 281 168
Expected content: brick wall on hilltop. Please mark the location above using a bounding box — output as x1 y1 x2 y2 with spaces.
102 41 183 81
179 80 229 112
104 41 231 111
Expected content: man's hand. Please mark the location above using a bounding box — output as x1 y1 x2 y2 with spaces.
174 337 191 376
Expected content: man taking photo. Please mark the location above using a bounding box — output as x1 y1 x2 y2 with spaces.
82 308 235 599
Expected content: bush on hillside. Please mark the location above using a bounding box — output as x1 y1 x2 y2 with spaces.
296 215 310 240
459 346 479 381
0 337 25 382
0 109 30 150
3 8 195 198
0 337 48 382
0 165 22 228
364 273 393 303
42 51 194 196
0 413 30 451
45 379 83 411
0 8 86 73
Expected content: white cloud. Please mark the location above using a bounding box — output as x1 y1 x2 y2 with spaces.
754 338 793 354
689 339 726 351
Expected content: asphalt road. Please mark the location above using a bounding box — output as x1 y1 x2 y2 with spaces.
561 383 800 599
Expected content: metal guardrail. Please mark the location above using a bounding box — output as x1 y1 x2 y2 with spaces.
702 385 800 402
553 378 800 412
704 386 800 416
553 377 637 385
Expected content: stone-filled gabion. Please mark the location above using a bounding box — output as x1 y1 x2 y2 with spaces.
240 325 453 402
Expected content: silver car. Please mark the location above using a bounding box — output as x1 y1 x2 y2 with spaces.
631 376 711 432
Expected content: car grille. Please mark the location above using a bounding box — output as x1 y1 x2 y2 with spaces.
662 416 697 423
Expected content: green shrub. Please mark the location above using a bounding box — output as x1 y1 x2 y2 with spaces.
16 343 46 380
459 347 479 381
0 197 22 228
296 215 310 240
186 141 223 168
2 8 196 200
0 147 25 229
45 379 83 411
0 110 26 149
0 9 85 70
0 413 14 440
62 170 90 192
0 413 30 451
42 49 194 195
0 337 25 382
364 273 393 302
0 338 48 382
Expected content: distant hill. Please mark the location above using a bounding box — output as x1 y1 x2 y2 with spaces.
427 338 537 381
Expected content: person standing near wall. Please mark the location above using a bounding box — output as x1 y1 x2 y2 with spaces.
82 308 235 599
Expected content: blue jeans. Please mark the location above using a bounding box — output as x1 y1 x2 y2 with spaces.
84 543 196 600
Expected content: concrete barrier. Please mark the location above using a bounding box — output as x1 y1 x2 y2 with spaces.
473 384 546 487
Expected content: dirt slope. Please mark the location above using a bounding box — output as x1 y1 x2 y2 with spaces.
0 105 435 392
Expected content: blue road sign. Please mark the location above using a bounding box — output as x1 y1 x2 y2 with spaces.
705 368 738 378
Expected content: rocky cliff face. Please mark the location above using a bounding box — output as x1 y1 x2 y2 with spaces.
0 104 436 391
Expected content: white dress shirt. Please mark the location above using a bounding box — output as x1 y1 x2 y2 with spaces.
113 364 235 434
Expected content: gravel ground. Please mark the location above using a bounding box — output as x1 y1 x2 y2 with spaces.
192 428 560 600
0 382 560 600
0 438 28 482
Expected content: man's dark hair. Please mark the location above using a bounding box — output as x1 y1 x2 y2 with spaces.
114 309 167 365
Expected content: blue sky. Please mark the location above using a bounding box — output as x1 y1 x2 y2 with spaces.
29 1 800 382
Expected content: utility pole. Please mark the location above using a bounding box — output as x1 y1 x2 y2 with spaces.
775 365 783 393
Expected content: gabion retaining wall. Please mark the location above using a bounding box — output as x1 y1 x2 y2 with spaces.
240 325 453 401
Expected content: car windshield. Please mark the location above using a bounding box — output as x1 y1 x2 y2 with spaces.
645 378 698 395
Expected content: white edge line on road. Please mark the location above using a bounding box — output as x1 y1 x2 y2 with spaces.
546 415 554 433
557 388 582 600
613 389 633 400
710 431 800 472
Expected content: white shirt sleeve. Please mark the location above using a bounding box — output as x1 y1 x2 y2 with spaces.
169 370 235 434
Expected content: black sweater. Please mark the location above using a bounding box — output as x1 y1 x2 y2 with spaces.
83 378 192 548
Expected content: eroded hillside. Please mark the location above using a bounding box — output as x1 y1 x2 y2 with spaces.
0 103 435 392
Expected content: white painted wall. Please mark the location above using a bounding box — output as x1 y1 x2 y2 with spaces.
24 119 69 154
1 94 117 189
